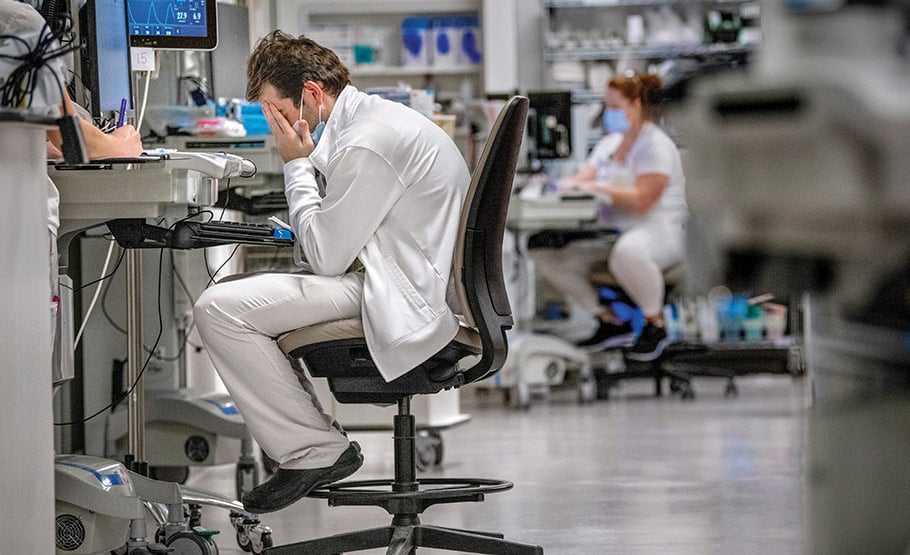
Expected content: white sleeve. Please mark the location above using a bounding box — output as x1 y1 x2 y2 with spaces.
631 135 674 177
283 147 406 276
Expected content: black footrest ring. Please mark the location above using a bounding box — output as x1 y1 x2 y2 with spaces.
310 477 513 502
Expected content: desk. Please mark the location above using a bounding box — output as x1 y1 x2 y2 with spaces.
50 154 243 466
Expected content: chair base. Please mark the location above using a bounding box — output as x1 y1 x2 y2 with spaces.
597 360 697 399
265 398 543 554
264 518 544 554
595 344 742 400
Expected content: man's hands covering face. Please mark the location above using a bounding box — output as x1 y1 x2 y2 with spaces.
262 102 315 163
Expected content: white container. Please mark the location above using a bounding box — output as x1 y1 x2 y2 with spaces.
457 15 482 65
401 17 431 67
307 23 355 66
697 297 720 342
626 15 645 45
432 16 459 67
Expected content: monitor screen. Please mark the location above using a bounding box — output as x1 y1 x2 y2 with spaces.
80 0 133 118
528 91 573 160
128 0 218 50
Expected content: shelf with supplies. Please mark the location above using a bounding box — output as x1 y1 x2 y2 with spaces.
292 0 479 15
540 0 760 87
543 42 756 61
545 0 754 8
278 0 484 93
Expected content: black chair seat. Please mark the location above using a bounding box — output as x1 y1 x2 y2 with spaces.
278 319 482 404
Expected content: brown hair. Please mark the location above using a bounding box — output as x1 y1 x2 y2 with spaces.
246 30 351 105
608 71 663 121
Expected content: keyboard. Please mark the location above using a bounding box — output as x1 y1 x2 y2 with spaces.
171 220 294 248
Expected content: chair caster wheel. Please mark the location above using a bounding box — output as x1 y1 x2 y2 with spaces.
236 460 259 499
165 530 218 554
669 378 684 393
416 431 443 471
724 382 738 398
232 513 273 554
681 387 695 401
578 376 597 403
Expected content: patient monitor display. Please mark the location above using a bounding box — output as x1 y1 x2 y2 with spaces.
128 0 218 50
80 0 133 117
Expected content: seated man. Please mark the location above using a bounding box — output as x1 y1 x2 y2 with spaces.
193 31 471 514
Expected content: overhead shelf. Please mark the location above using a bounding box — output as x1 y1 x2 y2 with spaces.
350 65 481 77
299 0 480 15
543 43 757 61
545 0 753 6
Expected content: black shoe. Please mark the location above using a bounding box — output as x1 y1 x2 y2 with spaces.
625 323 671 362
242 441 363 514
576 321 636 351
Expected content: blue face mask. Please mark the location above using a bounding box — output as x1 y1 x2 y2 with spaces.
293 91 325 146
603 109 629 133
310 120 325 146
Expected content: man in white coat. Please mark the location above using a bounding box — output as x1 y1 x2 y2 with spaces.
193 31 471 514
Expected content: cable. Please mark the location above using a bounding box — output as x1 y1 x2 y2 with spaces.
136 69 152 131
203 244 241 287
59 246 126 295
0 21 77 110
55 248 166 427
73 238 117 349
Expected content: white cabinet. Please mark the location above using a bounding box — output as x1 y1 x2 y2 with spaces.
274 0 483 98
541 0 760 90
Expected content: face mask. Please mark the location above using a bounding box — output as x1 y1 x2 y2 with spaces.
604 109 629 133
292 91 325 145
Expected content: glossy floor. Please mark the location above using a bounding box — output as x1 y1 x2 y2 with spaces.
189 374 806 554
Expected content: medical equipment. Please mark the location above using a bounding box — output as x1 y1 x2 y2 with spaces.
495 179 599 409
55 454 272 554
128 0 219 51
671 3 910 551
78 0 133 119
51 150 274 553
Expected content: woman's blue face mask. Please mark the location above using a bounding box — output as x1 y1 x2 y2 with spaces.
603 109 629 133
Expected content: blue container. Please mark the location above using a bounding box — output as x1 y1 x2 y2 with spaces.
238 102 270 136
401 17 431 66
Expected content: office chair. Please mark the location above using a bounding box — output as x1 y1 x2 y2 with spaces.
271 96 543 554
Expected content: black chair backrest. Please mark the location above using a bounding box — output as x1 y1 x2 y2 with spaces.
455 95 529 384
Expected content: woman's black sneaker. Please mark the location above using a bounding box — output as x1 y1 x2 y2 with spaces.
625 323 671 361
576 321 636 351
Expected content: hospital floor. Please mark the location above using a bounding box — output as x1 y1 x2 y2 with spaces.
187 374 806 554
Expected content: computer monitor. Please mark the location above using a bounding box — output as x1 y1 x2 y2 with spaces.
527 91 573 161
127 0 218 50
79 0 133 119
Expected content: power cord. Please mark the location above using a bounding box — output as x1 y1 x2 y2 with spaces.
54 247 166 427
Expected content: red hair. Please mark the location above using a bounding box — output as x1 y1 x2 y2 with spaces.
608 71 662 121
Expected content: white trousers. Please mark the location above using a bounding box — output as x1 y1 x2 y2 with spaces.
193 270 364 470
534 220 685 318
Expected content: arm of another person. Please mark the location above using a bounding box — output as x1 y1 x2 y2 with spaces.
583 136 673 213
46 91 142 159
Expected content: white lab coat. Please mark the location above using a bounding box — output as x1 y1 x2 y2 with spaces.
282 85 471 381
